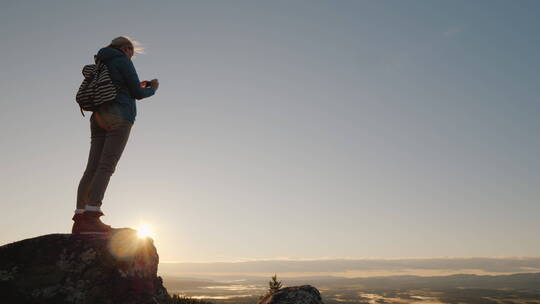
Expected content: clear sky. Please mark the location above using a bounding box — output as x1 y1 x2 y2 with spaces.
1 0 539 264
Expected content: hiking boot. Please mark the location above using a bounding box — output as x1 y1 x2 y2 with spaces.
72 213 86 234
71 211 113 234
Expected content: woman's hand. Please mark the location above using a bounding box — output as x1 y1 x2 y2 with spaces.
150 79 159 91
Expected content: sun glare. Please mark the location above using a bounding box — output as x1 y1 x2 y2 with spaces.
137 224 153 238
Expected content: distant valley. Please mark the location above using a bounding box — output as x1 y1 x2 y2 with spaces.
162 272 540 304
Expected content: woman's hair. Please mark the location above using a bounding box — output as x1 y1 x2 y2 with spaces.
108 36 144 55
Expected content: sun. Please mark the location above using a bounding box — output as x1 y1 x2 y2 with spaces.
136 224 153 238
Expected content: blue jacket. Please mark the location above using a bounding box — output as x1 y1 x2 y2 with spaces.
95 47 155 123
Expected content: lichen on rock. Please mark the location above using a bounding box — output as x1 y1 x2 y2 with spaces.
0 230 169 304
258 285 325 304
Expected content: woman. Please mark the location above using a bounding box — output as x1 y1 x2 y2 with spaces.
73 36 159 234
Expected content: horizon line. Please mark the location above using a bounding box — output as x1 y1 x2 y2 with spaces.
161 255 540 264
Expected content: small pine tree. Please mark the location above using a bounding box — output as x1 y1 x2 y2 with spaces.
268 274 282 295
257 274 283 304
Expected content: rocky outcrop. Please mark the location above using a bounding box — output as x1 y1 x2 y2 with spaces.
0 230 169 304
259 285 324 304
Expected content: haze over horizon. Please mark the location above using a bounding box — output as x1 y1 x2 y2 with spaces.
1 0 539 264
157 256 540 279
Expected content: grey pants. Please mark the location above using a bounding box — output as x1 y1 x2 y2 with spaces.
76 112 133 210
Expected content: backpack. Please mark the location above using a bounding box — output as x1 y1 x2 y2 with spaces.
75 56 117 116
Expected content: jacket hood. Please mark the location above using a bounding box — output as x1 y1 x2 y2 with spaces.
95 47 125 62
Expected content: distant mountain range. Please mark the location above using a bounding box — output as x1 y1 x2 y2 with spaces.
285 272 540 290
159 257 540 277
162 272 540 294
